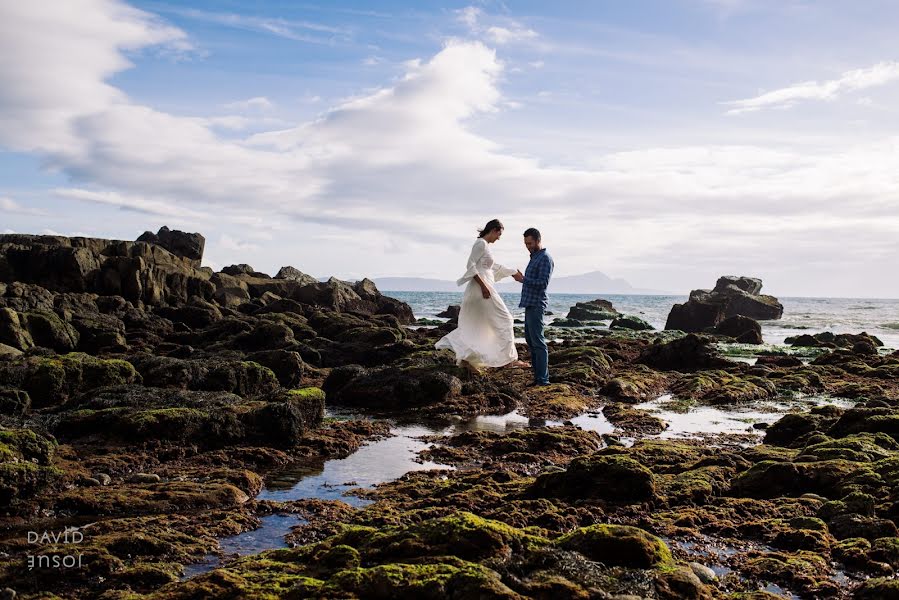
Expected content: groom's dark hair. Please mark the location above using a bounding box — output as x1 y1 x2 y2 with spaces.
523 227 541 241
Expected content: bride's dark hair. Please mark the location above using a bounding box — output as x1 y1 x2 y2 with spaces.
477 219 504 238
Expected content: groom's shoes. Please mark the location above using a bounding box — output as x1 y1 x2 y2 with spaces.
526 381 550 387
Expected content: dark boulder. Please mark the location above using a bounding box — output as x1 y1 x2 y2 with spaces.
324 365 462 410
714 315 763 344
610 315 654 331
437 305 461 321
785 331 883 350
638 334 731 371
222 264 268 278
566 299 618 321
136 226 205 267
245 349 305 388
275 266 317 285
530 453 656 503
666 276 783 332
128 355 279 398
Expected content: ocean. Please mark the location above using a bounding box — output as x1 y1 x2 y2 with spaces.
386 291 899 350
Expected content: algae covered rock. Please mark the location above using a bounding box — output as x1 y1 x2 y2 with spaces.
638 334 731 371
0 352 140 409
556 523 672 568
0 427 61 503
529 453 656 503
610 315 654 331
566 299 618 321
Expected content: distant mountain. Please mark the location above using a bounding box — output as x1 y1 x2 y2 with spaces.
371 271 669 295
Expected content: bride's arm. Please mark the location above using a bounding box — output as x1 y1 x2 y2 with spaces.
492 263 518 281
455 239 488 286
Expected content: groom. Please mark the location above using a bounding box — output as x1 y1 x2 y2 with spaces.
513 228 554 386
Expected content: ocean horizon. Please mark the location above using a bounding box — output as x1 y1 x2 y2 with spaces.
387 290 899 350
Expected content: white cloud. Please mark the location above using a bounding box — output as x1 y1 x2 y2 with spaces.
3 1 899 295
223 96 273 111
0 1 190 155
725 61 899 114
362 56 383 66
160 7 349 44
485 25 538 45
455 6 537 46
217 234 260 252
0 197 47 216
455 6 482 31
54 188 208 220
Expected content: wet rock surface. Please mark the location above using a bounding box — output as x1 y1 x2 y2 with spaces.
1 231 898 598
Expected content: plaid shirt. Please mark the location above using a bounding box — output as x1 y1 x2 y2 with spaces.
519 248 554 310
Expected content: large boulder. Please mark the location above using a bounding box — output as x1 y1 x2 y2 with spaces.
136 226 205 267
275 266 318 285
666 276 783 332
437 305 461 321
566 299 619 321
529 453 656 503
638 333 732 371
53 385 323 447
0 232 213 306
323 365 462 410
714 315 763 344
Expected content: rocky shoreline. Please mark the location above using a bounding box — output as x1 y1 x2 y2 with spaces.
1 229 898 599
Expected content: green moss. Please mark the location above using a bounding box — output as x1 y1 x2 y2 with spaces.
854 576 899 600
0 427 56 463
288 387 326 402
322 561 513 599
555 524 673 568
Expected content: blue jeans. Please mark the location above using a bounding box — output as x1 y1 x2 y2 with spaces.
524 306 549 384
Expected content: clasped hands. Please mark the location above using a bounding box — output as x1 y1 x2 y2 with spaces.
512 269 524 283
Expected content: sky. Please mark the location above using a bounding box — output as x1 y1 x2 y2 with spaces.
1 0 898 298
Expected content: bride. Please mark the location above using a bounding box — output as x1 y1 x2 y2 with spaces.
435 219 527 372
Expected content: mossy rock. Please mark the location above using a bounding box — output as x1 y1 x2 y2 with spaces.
742 550 835 596
670 370 777 405
556 524 672 568
855 577 899 600
601 365 668 403
0 387 30 415
610 315 654 331
129 355 279 399
319 561 520 600
368 511 548 562
530 453 656 503
654 564 710 600
0 353 140 408
731 459 873 499
22 310 80 352
797 433 898 463
0 427 61 503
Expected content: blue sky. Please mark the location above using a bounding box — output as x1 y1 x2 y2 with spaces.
2 1 899 297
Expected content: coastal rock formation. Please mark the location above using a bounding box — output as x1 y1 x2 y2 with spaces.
437 304 461 321
0 231 213 306
786 331 884 350
714 314 763 344
610 314 654 331
665 275 783 332
3 226 899 599
566 298 619 321
136 226 205 266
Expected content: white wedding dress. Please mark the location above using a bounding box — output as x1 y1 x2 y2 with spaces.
435 238 519 367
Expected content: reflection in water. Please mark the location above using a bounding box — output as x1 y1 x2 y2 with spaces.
636 394 854 439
